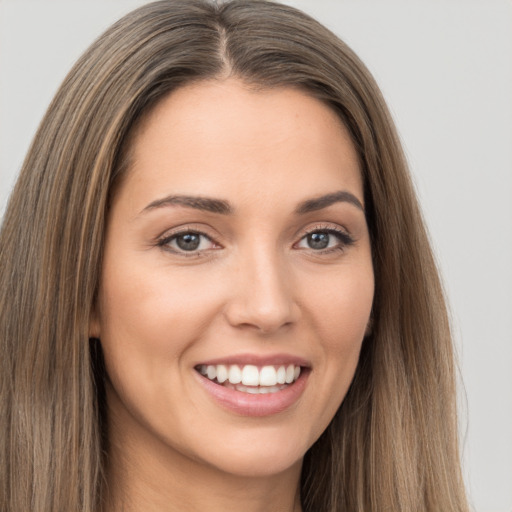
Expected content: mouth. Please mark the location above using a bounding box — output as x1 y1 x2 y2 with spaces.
193 357 310 416
195 363 302 394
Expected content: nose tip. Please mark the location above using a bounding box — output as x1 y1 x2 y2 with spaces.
223 255 298 334
227 308 296 336
237 296 295 334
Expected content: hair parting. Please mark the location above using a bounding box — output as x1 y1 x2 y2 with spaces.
0 1 468 511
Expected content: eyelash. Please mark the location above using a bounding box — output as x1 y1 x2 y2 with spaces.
296 225 355 254
157 228 216 258
156 224 355 257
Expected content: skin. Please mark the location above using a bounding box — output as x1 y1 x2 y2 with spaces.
90 78 374 512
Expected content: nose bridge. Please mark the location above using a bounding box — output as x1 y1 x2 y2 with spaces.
225 237 296 333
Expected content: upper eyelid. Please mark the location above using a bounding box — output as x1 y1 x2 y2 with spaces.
156 222 354 248
298 222 352 238
158 230 216 246
296 224 356 249
157 224 219 242
156 231 220 258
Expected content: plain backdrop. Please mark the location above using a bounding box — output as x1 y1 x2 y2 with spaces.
0 1 511 511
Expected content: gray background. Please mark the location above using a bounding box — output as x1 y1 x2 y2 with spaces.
1 1 511 511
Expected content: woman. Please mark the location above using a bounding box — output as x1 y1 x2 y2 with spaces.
0 1 469 511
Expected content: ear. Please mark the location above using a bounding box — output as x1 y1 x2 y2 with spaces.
89 302 101 339
364 315 373 337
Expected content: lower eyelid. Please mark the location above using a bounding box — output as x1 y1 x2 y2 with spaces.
294 232 353 252
156 225 354 253
157 231 217 250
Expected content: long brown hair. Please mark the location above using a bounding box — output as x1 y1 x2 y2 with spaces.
0 1 468 510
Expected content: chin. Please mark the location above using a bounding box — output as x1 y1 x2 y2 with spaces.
190 426 311 479
208 449 304 479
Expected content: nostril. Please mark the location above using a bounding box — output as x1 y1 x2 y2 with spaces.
223 299 298 334
220 256 303 336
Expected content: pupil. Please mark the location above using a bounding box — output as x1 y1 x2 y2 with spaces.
177 233 200 251
308 232 329 249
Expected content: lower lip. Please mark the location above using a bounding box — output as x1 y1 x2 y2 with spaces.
195 370 309 417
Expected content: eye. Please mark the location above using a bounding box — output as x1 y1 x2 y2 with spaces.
296 227 354 252
158 230 218 254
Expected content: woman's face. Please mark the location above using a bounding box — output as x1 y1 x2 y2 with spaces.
91 78 374 479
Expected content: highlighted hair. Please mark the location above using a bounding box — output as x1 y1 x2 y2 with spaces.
0 1 468 510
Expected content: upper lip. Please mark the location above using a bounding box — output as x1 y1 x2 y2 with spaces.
195 353 311 368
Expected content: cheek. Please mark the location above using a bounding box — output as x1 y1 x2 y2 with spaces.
95 262 222 431
303 262 373 415
309 260 374 346
95 263 219 404
98 259 221 343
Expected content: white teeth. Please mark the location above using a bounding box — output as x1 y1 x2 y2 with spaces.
230 384 287 394
228 365 242 384
207 365 217 380
216 364 228 383
259 366 278 386
241 365 259 386
276 365 286 384
200 363 302 390
285 364 295 384
258 385 281 394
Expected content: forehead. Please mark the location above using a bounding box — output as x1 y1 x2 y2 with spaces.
116 78 363 213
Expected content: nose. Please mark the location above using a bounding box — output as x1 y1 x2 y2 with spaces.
223 245 299 334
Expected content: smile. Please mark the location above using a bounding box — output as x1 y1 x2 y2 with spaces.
194 357 310 416
196 364 301 394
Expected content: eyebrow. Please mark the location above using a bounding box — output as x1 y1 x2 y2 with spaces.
294 190 364 214
141 195 232 215
140 190 364 216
